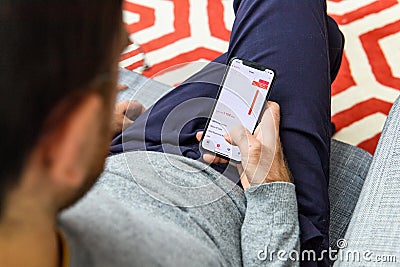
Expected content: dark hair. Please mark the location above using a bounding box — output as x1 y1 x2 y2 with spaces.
0 0 123 213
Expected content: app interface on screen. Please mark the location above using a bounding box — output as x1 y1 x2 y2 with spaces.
203 59 274 161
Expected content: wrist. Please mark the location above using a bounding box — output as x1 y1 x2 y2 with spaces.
266 154 292 183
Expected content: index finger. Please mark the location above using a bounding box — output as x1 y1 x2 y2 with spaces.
196 132 230 165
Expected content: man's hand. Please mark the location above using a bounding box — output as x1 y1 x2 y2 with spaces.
112 100 145 136
196 102 291 190
117 84 129 91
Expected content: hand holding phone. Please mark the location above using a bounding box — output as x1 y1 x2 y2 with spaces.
197 102 291 189
200 58 276 163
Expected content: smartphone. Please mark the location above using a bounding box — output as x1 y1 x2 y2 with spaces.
200 57 276 163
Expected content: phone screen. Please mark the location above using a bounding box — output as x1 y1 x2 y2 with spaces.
201 58 275 162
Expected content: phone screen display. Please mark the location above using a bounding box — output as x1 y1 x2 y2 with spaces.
201 58 275 162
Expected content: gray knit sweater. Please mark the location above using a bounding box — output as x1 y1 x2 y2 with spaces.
59 151 300 266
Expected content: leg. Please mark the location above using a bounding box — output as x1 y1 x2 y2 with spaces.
228 2 333 266
328 16 345 83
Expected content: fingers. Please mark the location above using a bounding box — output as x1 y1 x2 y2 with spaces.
195 131 203 142
260 101 280 136
112 100 144 135
117 84 129 91
202 153 229 165
196 131 230 164
267 101 280 127
111 111 133 135
224 108 278 186
252 101 280 153
115 100 130 113
115 100 146 120
125 101 146 121
225 126 260 163
196 101 281 168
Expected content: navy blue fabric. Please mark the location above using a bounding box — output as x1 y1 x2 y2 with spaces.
111 1 343 266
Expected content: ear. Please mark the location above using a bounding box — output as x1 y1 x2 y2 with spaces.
38 94 104 192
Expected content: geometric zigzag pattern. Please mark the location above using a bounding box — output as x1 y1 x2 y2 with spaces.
120 0 400 154
328 0 400 154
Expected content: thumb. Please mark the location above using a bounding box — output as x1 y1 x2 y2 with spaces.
225 126 259 163
224 126 250 146
263 101 280 135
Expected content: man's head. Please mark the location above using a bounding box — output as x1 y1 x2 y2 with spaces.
0 0 126 220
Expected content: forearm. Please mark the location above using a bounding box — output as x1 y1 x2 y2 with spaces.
241 182 300 266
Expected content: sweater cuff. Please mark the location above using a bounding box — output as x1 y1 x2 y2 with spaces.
245 182 298 225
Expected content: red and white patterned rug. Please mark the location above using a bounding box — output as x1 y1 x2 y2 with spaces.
120 0 400 154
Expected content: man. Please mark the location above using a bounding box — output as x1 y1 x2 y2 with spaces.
0 0 126 266
0 0 342 266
